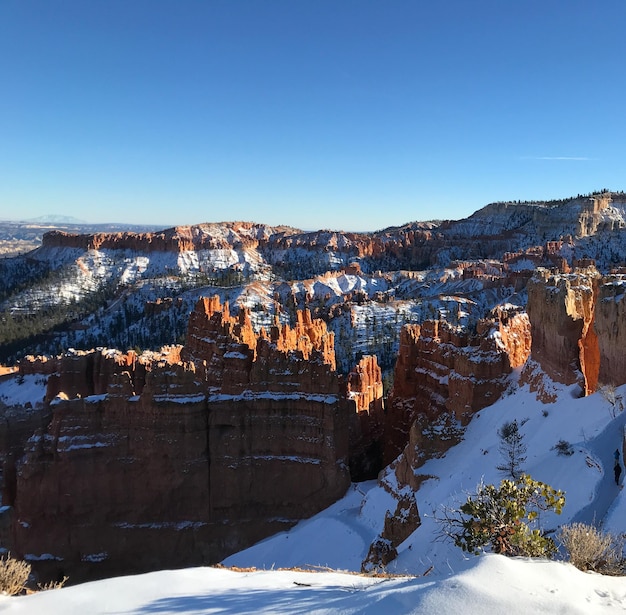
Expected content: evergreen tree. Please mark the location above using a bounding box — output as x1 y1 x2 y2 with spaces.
496 419 527 479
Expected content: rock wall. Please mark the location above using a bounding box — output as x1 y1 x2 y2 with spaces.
346 355 385 480
362 306 532 571
523 268 599 393
523 267 626 396
594 278 626 387
7 297 353 583
384 306 531 468
30 193 626 286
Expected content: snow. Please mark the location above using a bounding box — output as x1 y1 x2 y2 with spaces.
207 391 339 404
2 555 626 614
0 374 47 407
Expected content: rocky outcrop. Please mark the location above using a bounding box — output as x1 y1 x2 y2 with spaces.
346 355 385 480
384 306 531 466
7 297 352 583
523 268 600 393
38 194 623 260
361 492 420 573
523 267 626 396
448 193 626 241
39 193 626 279
594 278 626 387
181 296 338 393
346 355 383 415
360 306 532 572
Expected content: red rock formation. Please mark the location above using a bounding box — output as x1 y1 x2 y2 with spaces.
523 267 626 396
594 278 626 388
522 267 600 395
364 307 531 570
385 306 531 466
19 355 59 376
7 297 352 583
361 492 420 572
43 348 141 402
269 309 337 372
41 222 300 254
346 354 383 414
346 355 385 480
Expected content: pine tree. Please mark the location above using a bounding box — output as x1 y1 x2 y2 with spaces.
496 419 527 479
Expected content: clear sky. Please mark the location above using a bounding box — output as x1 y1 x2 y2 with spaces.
1 1 625 232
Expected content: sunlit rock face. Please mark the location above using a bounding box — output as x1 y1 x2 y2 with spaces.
384 306 531 468
523 268 600 393
346 354 385 480
522 267 626 398
6 297 353 583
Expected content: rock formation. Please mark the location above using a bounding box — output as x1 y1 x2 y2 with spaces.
523 266 626 397
346 355 385 480
40 222 299 253
384 306 531 468
361 306 532 571
36 193 626 281
594 277 626 388
361 492 421 572
6 297 356 583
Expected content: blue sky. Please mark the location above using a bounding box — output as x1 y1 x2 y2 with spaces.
1 1 625 232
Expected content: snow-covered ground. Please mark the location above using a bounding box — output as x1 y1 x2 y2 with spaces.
0 374 47 408
2 555 626 615
2 373 626 612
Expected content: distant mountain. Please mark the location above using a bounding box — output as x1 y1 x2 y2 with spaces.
24 214 88 224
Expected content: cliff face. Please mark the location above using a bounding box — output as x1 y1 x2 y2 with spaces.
594 278 626 387
449 193 626 240
384 306 531 470
523 267 626 397
8 297 353 583
41 222 299 253
523 268 599 393
346 355 385 480
362 300 532 571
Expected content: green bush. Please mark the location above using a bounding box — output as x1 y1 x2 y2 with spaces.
439 474 565 557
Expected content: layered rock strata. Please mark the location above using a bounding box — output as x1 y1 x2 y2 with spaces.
384 306 531 469
523 267 626 397
7 297 356 583
362 306 532 570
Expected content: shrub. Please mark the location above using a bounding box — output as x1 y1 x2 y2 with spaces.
559 523 625 575
438 474 565 557
599 383 624 418
0 553 31 596
37 576 68 591
551 440 574 456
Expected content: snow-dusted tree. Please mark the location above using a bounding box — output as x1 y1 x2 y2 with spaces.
496 419 527 479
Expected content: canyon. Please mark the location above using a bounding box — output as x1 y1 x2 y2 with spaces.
2 191 626 581
5 264 626 580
